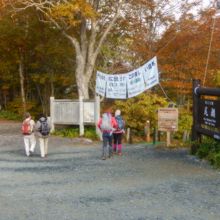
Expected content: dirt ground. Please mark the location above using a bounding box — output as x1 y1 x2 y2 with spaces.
0 121 220 220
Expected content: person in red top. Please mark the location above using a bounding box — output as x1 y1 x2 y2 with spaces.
113 109 125 156
97 111 117 160
22 112 36 157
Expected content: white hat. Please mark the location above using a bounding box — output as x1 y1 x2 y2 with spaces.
115 109 121 116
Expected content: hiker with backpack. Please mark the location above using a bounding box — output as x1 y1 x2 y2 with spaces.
35 114 51 158
113 109 125 156
97 111 117 160
22 112 36 157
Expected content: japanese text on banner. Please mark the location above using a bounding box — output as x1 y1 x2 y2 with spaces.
106 74 127 99
96 71 107 97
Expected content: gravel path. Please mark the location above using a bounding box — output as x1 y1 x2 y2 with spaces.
0 121 220 220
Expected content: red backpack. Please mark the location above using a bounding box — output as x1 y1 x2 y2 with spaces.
22 120 31 135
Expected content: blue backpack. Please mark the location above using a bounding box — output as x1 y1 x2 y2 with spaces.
115 115 124 130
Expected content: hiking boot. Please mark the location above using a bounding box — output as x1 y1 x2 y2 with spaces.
102 157 106 160
118 152 122 156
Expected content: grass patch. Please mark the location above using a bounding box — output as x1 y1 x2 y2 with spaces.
0 110 22 121
52 126 99 141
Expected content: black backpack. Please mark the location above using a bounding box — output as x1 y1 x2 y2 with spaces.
39 118 50 136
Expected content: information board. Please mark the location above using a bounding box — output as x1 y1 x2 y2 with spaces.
198 99 220 128
158 108 178 131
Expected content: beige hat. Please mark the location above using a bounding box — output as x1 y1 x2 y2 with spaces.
115 109 121 116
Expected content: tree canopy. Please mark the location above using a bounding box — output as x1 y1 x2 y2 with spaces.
0 0 219 116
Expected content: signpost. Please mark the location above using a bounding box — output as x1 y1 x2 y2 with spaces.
192 79 220 145
198 99 220 128
158 108 178 146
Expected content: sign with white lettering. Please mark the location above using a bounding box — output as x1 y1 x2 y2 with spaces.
95 57 159 99
158 108 178 131
127 69 145 98
96 71 107 97
198 99 220 127
142 56 159 90
106 74 127 99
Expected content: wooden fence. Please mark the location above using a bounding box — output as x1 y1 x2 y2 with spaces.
50 96 100 136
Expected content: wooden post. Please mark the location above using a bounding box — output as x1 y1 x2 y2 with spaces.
166 131 171 147
79 96 84 136
95 96 102 139
50 97 55 132
192 79 201 142
126 128 130 142
144 120 150 142
126 128 132 144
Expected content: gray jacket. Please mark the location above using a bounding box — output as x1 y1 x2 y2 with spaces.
35 117 51 138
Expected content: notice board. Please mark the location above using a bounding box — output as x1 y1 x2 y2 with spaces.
158 108 178 131
198 99 220 128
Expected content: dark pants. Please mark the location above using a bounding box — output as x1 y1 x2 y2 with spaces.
102 133 112 158
113 133 122 145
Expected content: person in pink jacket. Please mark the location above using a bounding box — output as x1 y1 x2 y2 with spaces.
113 109 125 156
97 111 117 160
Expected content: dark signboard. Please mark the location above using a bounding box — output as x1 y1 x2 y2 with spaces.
198 99 220 127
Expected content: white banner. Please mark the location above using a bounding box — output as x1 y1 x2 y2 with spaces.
142 56 159 90
127 69 146 98
96 71 107 97
96 56 159 99
106 74 127 99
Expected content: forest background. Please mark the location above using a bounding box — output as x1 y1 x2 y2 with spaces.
0 0 219 142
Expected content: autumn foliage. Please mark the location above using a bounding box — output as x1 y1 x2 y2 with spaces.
0 1 220 114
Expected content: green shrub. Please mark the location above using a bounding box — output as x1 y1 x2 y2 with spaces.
84 128 99 140
6 98 37 115
193 137 220 168
52 126 98 140
214 153 220 168
174 109 192 140
197 143 212 158
113 93 168 131
0 110 22 121
191 141 200 155
52 128 79 138
207 152 216 165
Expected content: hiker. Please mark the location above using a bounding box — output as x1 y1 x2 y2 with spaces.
35 114 51 158
98 111 117 160
21 112 36 157
113 109 125 156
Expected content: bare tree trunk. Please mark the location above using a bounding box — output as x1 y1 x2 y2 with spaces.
75 67 90 99
63 1 123 99
75 53 95 99
18 51 26 112
14 0 124 100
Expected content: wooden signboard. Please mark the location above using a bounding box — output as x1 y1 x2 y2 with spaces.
158 108 178 132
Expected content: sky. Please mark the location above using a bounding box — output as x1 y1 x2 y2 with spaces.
202 0 214 8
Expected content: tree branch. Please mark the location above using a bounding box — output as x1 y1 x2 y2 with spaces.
94 1 124 58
